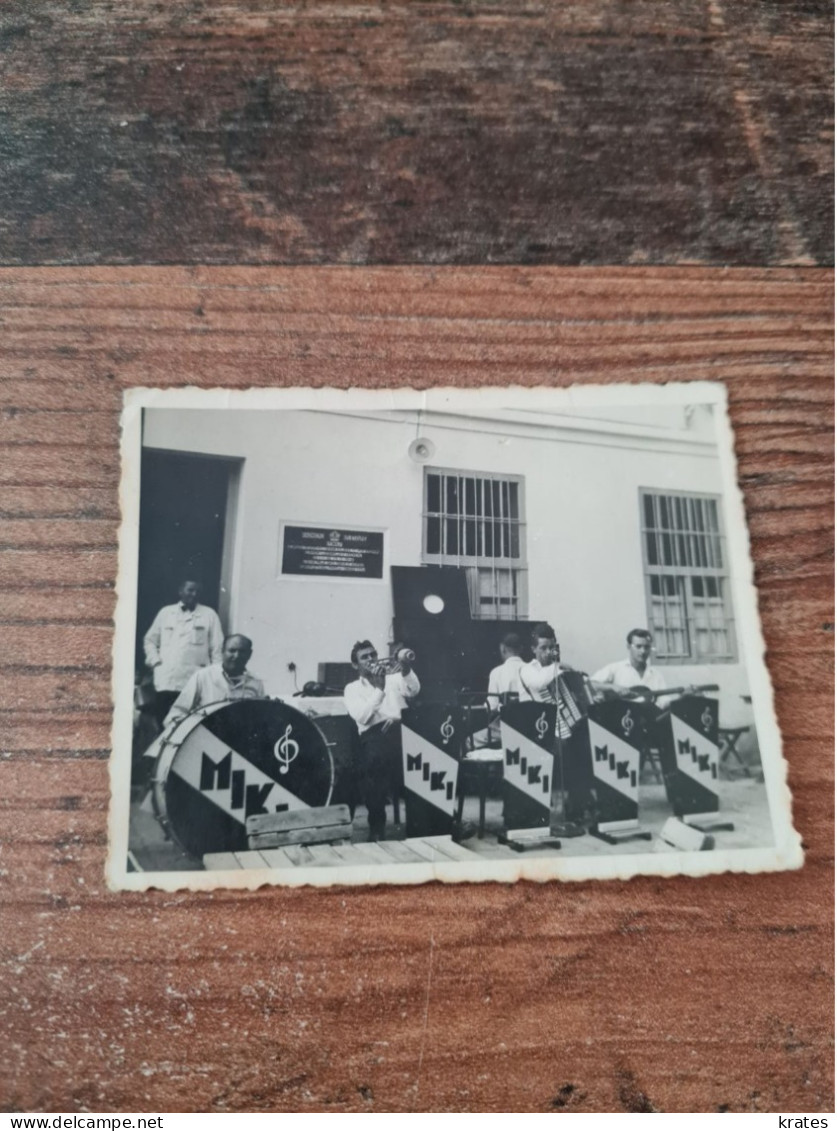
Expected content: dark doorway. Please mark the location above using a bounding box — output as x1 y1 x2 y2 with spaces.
135 449 238 668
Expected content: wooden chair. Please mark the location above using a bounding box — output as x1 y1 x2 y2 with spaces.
455 690 505 838
456 748 504 839
719 725 752 777
640 743 664 783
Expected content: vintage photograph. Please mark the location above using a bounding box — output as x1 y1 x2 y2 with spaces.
108 384 801 890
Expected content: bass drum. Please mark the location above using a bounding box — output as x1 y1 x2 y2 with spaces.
152 699 334 861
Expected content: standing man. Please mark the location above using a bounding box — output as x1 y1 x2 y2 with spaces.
344 642 420 842
590 628 668 700
143 578 224 726
164 634 265 726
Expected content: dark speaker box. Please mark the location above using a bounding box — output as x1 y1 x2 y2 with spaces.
391 565 471 623
317 662 356 694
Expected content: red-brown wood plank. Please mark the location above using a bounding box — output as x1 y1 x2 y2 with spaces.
0 2 831 266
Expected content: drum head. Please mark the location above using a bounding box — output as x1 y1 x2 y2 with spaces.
157 699 333 860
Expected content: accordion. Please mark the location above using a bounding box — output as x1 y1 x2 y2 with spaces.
553 670 596 740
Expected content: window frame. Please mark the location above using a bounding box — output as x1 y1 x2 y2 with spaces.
639 487 737 664
422 467 528 620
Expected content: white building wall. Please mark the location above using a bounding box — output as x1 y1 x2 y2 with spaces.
143 406 752 729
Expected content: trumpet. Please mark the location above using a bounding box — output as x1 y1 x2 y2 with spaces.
372 647 416 675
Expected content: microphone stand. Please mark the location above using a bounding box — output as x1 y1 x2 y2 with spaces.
549 663 585 839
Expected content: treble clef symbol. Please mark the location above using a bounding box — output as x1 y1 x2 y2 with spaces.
535 711 548 740
440 715 455 744
274 724 299 775
621 710 634 737
700 707 713 733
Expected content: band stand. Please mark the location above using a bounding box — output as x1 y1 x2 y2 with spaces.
498 702 563 853
583 700 652 846
656 695 734 837
400 705 463 840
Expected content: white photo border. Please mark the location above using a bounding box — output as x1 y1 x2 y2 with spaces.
107 383 803 891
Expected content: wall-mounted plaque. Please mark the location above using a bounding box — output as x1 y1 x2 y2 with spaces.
281 524 384 579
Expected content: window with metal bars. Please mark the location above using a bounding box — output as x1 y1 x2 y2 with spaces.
640 489 736 663
422 469 527 620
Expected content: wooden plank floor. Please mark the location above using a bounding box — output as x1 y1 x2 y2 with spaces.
0 1 831 266
0 266 832 1113
205 837 482 871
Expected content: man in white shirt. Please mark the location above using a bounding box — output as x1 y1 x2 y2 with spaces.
590 628 667 699
143 579 224 725
344 640 420 841
519 622 584 741
488 633 525 705
165 634 265 726
590 628 698 715
479 632 526 745
519 621 595 827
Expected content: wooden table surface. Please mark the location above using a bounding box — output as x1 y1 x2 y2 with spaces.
0 0 833 1116
0 1 832 266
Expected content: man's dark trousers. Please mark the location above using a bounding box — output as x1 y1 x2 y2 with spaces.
358 721 402 839
152 690 179 729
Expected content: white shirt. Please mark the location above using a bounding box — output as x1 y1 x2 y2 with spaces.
519 659 581 740
165 663 265 726
518 658 563 701
143 602 224 692
487 655 526 703
472 655 526 745
591 658 667 694
344 670 421 734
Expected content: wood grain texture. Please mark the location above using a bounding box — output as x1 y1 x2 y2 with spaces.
0 1 832 267
0 266 833 1114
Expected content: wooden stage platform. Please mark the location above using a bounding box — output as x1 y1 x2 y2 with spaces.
205 835 480 872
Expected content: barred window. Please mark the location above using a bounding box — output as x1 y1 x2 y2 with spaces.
640 490 736 662
423 469 527 619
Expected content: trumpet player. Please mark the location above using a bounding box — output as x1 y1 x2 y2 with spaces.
344 641 420 842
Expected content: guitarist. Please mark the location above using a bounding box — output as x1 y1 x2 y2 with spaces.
590 628 695 706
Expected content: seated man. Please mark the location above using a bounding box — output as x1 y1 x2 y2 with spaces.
475 632 526 747
518 621 595 826
518 622 583 741
343 641 420 842
590 628 693 706
164 633 265 726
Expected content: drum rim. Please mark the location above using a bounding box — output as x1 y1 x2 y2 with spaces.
152 698 335 858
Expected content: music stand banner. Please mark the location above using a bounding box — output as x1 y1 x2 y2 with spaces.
400 705 462 838
657 695 720 819
499 702 557 831
583 700 642 833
